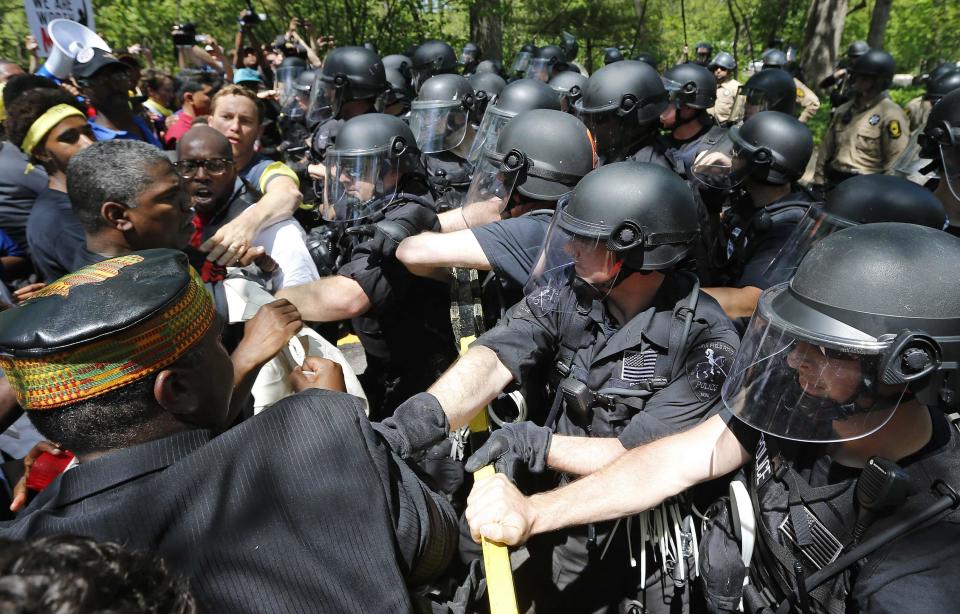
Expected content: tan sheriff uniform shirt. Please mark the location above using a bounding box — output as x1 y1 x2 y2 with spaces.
794 78 821 123
710 77 741 125
904 95 932 133
814 91 908 184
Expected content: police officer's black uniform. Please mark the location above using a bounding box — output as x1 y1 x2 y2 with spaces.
472 162 741 613
699 223 960 614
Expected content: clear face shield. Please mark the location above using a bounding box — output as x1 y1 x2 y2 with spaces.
458 149 525 227
408 100 469 154
722 285 908 443
525 58 555 82
511 51 533 75
728 86 785 124
690 131 755 190
573 91 667 156
322 145 399 223
760 206 853 286
276 65 305 108
308 74 346 124
466 106 514 166
523 198 623 313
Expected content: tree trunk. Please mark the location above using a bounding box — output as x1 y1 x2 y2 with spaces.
867 0 893 49
800 0 849 94
469 0 503 62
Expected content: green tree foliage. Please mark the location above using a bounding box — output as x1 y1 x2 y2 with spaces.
0 0 955 75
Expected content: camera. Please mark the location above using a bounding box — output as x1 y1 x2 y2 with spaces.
172 23 197 47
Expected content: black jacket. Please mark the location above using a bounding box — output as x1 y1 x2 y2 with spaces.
0 390 457 613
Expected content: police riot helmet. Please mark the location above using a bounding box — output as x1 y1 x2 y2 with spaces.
764 174 946 285
846 41 870 60
692 111 813 189
383 68 414 113
634 52 658 70
468 71 507 119
761 48 787 70
467 78 561 165
603 47 624 65
724 223 960 442
411 40 458 90
926 69 960 103
475 59 505 77
662 62 717 110
460 109 597 227
732 68 797 120
850 49 896 87
709 52 737 72
295 70 317 92
383 54 412 79
525 162 699 310
408 74 474 153
462 42 481 65
549 70 589 112
924 62 955 87
322 113 423 221
308 46 386 122
527 45 568 81
560 32 579 61
694 42 713 64
555 162 698 271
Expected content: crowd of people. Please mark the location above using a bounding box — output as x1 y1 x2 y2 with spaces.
0 16 959 613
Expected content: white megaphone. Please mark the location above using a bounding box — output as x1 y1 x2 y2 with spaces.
43 19 112 80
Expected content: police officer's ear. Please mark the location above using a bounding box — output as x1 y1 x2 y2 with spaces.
101 201 134 231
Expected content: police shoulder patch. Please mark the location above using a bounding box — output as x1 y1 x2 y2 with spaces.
796 87 805 98
685 341 736 402
888 119 902 139
868 114 881 126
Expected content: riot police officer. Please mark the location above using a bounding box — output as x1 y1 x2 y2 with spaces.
383 68 414 117
572 60 669 164
655 62 724 177
307 46 387 162
408 74 477 208
510 43 538 80
465 222 960 614
279 113 457 418
819 40 871 108
690 111 815 321
761 48 820 123
401 162 740 612
526 44 569 82
382 54 412 83
398 109 597 297
635 51 658 70
410 40 459 92
730 68 798 123
814 50 909 187
474 59 506 78
692 41 713 66
467 77 561 166
918 89 960 234
708 52 741 125
602 47 624 65
461 41 481 75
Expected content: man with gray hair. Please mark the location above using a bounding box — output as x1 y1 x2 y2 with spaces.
66 139 313 420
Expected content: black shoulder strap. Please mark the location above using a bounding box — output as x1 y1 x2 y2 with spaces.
653 271 702 382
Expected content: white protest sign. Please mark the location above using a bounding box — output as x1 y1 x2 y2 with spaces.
22 0 96 58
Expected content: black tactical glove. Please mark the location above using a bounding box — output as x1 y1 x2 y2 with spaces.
346 205 439 265
376 392 450 460
464 422 552 480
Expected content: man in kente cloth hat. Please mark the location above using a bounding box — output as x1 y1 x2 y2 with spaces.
0 249 459 613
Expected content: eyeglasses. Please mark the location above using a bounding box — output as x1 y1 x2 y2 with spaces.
173 158 234 178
